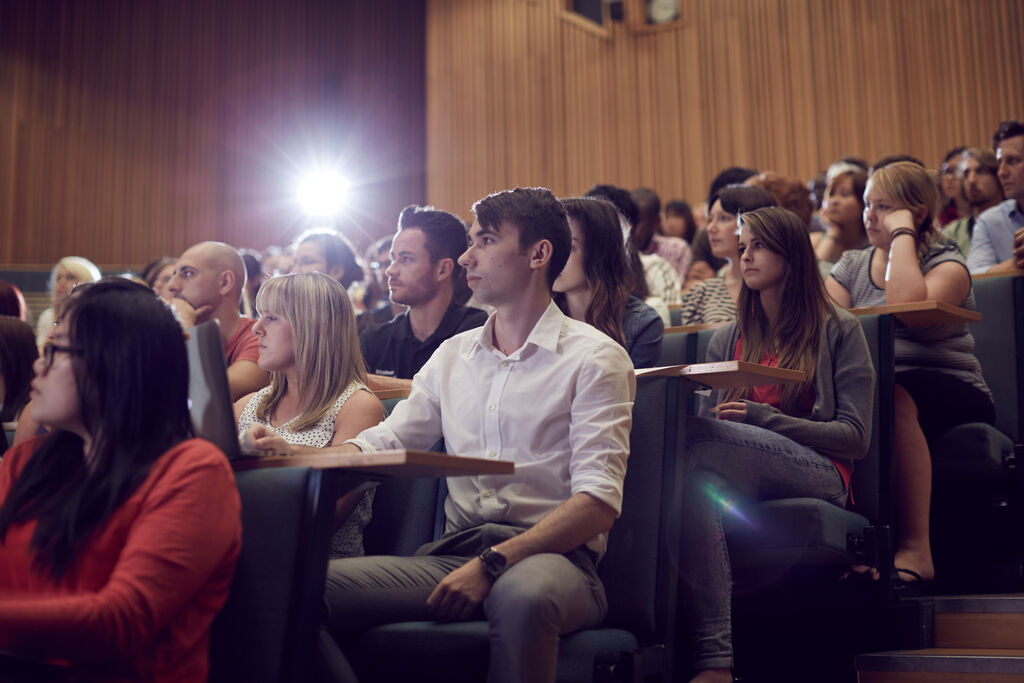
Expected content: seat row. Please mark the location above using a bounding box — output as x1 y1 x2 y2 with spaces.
208 273 1024 682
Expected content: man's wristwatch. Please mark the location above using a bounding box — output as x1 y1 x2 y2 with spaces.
478 547 508 579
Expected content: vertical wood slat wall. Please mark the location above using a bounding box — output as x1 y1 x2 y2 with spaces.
0 0 426 268
425 0 1024 219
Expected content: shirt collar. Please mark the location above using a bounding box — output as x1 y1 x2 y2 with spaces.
391 297 460 345
471 299 564 359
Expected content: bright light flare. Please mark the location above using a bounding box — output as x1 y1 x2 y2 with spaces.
297 170 349 216
702 480 753 526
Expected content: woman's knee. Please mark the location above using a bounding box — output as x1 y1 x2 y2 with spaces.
894 383 920 422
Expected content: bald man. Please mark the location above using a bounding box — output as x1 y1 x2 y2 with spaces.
167 241 269 400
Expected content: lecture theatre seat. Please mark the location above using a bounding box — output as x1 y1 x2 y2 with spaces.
349 374 688 683
703 314 896 575
930 273 1024 590
209 467 336 683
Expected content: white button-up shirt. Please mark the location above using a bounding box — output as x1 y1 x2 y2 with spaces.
349 301 636 555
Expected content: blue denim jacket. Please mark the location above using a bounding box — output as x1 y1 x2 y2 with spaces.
623 296 664 369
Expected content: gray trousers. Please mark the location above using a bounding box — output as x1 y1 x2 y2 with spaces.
320 523 607 683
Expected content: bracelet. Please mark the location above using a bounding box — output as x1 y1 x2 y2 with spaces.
889 228 916 241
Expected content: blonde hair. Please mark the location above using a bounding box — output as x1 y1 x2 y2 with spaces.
50 256 102 300
866 162 941 260
254 272 367 431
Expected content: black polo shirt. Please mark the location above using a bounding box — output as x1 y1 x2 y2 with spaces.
359 299 488 379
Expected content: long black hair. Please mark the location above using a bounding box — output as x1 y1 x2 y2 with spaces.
0 279 194 581
0 317 37 423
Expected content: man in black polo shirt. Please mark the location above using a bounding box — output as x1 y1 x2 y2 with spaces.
362 205 487 391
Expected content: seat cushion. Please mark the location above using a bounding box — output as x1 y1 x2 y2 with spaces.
931 422 1014 482
725 498 869 568
354 621 639 683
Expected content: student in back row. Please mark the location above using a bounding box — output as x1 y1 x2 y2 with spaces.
827 161 993 584
966 120 1024 273
359 205 487 391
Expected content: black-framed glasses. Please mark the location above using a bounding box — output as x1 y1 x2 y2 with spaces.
42 342 82 370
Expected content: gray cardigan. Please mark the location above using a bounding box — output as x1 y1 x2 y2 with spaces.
701 307 875 461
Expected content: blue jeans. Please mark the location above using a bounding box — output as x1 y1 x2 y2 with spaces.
680 417 849 671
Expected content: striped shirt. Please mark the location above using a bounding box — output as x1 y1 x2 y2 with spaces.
830 243 991 400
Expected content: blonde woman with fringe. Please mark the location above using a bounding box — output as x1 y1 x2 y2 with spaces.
827 161 993 586
680 207 874 683
234 272 383 558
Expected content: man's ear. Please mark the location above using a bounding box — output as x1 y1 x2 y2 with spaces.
527 239 553 273
218 270 236 297
435 257 454 282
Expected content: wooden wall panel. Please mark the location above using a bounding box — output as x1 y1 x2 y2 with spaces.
0 0 426 269
426 0 1024 219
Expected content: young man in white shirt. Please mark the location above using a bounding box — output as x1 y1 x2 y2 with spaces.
317 187 636 683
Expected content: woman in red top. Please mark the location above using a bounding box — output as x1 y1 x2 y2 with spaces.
679 207 875 683
0 279 242 682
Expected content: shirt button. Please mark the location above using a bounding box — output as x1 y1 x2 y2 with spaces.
502 361 510 367
482 490 492 498
489 450 497 458
489 404 496 411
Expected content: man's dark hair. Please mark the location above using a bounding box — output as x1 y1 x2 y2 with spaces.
993 120 1024 149
397 205 470 281
295 228 362 289
707 166 758 207
631 187 661 221
869 154 924 176
472 187 571 290
586 184 639 228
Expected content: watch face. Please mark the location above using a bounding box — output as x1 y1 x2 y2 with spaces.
482 548 507 575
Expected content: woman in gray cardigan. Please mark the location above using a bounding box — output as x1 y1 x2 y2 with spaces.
681 207 875 683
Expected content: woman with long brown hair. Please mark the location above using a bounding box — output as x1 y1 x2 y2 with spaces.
679 207 874 683
553 197 664 368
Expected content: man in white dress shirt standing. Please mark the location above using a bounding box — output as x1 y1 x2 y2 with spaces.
318 187 636 683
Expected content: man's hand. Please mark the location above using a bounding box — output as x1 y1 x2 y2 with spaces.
426 557 493 620
1013 227 1024 269
714 401 748 422
167 297 213 329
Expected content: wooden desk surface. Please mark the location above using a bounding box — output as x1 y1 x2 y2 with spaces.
373 388 412 400
664 321 726 335
849 300 980 326
232 448 515 478
636 361 807 388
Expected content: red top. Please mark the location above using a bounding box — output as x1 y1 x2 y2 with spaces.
224 317 259 365
0 437 242 682
733 339 852 493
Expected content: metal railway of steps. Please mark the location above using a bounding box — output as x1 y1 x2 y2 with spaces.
857 594 1024 682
